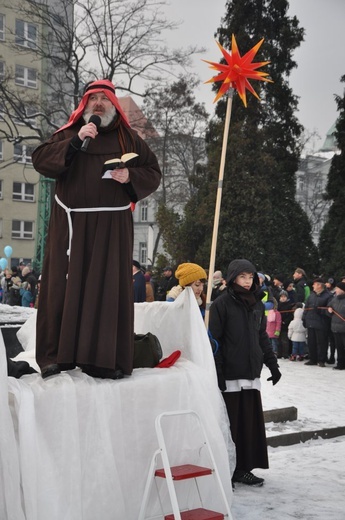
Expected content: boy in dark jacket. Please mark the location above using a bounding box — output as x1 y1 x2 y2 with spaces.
209 259 281 487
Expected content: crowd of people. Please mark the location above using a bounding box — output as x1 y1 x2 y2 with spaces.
3 254 345 491
0 262 40 308
146 264 345 371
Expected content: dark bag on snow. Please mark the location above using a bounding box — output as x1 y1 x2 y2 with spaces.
133 332 163 368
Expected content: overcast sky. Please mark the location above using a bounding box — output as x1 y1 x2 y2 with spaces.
161 0 345 151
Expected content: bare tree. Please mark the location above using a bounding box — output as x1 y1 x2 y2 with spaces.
143 77 209 209
296 155 332 243
0 0 202 150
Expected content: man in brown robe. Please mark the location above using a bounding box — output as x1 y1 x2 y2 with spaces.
32 79 161 379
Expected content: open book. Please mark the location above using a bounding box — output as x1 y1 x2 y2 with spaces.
102 153 138 178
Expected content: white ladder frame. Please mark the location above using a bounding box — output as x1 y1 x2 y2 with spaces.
138 409 232 520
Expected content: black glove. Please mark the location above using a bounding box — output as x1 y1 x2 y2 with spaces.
267 366 281 386
215 363 226 392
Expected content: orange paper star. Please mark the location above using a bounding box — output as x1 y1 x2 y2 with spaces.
203 34 272 106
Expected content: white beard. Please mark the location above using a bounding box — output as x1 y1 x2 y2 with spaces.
83 105 117 128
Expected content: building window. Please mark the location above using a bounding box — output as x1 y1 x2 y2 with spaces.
140 200 148 222
0 218 2 238
13 182 35 202
0 179 3 199
15 19 38 49
0 60 4 81
15 65 37 89
12 220 34 239
0 141 3 161
13 105 37 126
0 14 4 41
0 102 5 121
297 178 305 191
13 144 34 164
139 242 147 265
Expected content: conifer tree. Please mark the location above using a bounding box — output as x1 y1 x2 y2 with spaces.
183 0 319 276
319 75 345 279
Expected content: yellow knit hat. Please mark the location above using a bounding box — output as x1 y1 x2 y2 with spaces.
175 263 207 287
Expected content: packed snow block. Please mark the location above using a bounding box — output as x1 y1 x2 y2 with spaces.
263 406 298 424
0 288 235 520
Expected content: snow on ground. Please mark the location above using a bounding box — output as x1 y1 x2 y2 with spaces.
2 305 345 519
231 359 345 520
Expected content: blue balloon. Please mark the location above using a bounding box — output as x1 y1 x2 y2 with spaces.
0 257 8 270
4 245 13 258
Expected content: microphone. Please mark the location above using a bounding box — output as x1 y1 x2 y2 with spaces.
80 114 101 152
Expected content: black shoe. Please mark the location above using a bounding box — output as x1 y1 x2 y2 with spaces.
81 365 124 380
326 358 335 364
318 362 326 367
232 470 264 487
333 365 345 370
304 361 317 366
41 364 61 379
113 368 124 379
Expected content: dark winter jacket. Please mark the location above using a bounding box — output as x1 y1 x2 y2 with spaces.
277 300 294 331
328 293 345 333
295 276 309 303
133 270 146 303
209 259 279 381
303 289 332 330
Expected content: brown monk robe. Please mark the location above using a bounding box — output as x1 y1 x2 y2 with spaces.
32 79 161 379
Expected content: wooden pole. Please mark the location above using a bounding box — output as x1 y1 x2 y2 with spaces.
205 88 234 329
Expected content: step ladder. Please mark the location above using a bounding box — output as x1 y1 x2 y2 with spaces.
138 410 232 520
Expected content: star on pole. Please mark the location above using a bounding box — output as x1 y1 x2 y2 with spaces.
203 34 272 106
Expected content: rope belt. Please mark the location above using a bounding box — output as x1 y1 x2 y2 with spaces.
55 194 131 259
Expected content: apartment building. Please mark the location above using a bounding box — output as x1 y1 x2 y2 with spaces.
0 4 41 266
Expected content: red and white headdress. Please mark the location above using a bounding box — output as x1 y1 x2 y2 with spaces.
55 79 131 133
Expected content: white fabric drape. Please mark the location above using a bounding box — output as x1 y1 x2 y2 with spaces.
0 288 235 520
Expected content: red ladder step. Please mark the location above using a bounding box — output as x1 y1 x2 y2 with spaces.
165 508 224 519
155 464 213 480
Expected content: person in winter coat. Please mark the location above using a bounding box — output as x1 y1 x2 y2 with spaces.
1 269 13 304
8 276 22 306
266 301 282 354
21 266 38 302
209 258 281 488
325 277 337 364
132 260 146 303
293 268 310 303
303 278 332 367
156 266 178 301
144 273 154 302
277 290 294 358
327 282 345 370
31 78 161 380
20 281 34 307
288 304 307 360
271 273 285 302
167 263 207 318
258 273 275 314
283 279 297 304
211 270 227 301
